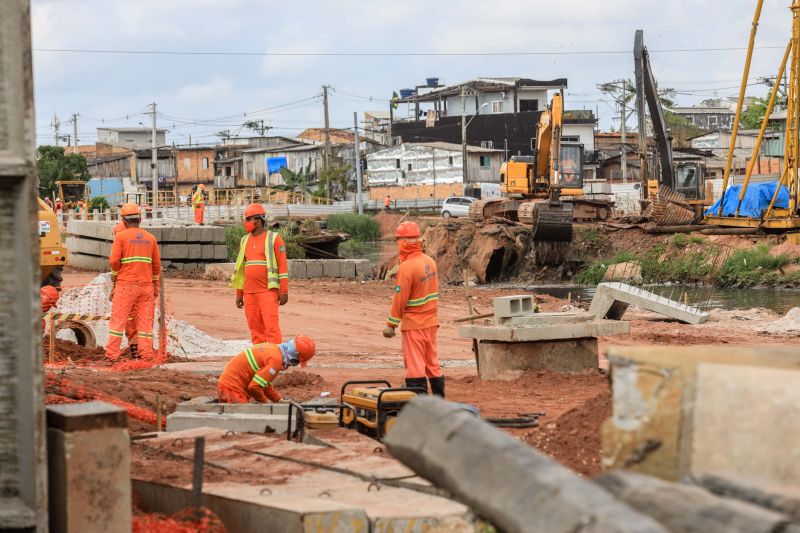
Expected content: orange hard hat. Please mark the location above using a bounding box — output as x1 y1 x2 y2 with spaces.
294 336 316 368
120 203 141 217
396 221 420 238
41 285 59 303
198 184 205 190
244 203 266 219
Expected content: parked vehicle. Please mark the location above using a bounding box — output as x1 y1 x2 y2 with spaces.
441 196 475 218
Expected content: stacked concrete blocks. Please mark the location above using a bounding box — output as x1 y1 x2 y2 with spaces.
166 397 292 434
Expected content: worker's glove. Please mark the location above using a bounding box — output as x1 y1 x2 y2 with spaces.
383 325 396 338
235 295 244 309
279 293 288 306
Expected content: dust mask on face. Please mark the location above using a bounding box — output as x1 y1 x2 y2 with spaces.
279 339 300 367
244 220 257 233
398 240 422 262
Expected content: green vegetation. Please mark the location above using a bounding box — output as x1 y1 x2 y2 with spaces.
36 146 90 199
225 224 248 261
89 196 110 211
574 236 799 287
338 240 370 259
326 213 380 242
226 222 306 261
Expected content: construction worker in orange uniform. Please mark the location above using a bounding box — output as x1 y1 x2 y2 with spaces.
106 203 161 360
230 203 289 344
41 285 59 330
383 221 444 397
384 194 392 211
192 184 206 225
113 220 138 355
217 336 316 403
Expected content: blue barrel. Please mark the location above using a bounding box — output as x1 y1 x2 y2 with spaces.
399 88 414 99
426 77 439 87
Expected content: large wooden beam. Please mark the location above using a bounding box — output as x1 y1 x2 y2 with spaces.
384 396 667 533
595 470 793 533
691 471 800 523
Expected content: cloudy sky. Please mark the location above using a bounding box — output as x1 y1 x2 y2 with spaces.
31 0 792 146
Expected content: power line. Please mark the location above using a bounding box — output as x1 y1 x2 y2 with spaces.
32 45 786 57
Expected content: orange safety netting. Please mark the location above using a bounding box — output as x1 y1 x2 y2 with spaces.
133 507 226 533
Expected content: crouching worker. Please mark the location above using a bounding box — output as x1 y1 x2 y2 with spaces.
217 336 316 403
41 285 60 330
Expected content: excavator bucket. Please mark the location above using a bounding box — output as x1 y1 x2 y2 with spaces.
519 193 574 242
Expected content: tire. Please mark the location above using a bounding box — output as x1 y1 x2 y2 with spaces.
42 266 63 289
442 211 451 218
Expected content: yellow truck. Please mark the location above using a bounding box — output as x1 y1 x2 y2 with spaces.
38 197 67 287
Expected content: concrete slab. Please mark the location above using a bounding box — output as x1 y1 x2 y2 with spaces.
355 259 371 279
187 244 202 260
163 226 187 242
306 260 324 278
212 227 226 243
493 295 534 318
201 244 216 259
339 260 357 279
589 282 710 325
174 397 290 416
67 252 108 271
161 244 189 260
477 338 599 380
322 261 341 278
214 244 228 260
495 312 593 327
288 260 307 279
165 413 289 433
458 318 629 342
186 226 203 242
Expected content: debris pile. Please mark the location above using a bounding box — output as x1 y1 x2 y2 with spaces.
133 507 226 533
759 306 800 335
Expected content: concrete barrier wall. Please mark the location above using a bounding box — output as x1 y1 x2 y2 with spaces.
206 259 372 280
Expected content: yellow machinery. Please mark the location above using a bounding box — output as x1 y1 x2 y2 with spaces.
470 93 612 242
339 380 423 441
56 180 88 210
38 197 67 287
704 0 800 232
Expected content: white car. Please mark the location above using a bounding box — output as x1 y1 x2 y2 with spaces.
440 196 475 218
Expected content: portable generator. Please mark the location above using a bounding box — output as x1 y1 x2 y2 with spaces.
339 380 425 440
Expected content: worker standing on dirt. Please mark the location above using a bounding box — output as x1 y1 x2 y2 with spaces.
230 203 289 344
192 184 206 225
384 194 392 211
383 221 444 397
106 203 161 360
217 336 316 403
113 220 138 356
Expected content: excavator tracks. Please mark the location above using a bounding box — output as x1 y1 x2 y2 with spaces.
468 199 521 223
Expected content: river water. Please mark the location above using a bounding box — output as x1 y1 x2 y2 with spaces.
484 284 800 315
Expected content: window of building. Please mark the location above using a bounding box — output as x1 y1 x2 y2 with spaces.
202 157 209 170
519 99 538 112
480 155 491 169
407 163 412 171
709 115 719 129
395 158 401 169
449 156 454 166
492 101 504 113
184 158 190 170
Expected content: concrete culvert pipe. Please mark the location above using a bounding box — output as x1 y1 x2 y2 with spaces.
55 320 97 349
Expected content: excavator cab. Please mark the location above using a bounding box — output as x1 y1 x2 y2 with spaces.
557 143 584 194
674 162 704 201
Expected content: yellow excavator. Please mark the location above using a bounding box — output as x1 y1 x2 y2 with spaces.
38 197 67 288
469 92 611 241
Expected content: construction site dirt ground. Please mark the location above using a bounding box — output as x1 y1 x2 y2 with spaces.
50 269 800 476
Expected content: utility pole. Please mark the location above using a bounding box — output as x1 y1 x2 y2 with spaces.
353 112 363 214
71 113 79 154
51 113 60 146
322 85 332 198
461 86 468 185
151 102 158 213
621 83 627 183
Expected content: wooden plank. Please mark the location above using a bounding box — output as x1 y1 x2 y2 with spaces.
595 470 792 533
384 396 667 533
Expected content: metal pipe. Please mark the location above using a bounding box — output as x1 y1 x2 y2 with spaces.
717 0 765 216
735 41 791 216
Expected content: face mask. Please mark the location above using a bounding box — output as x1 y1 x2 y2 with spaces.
398 240 422 261
280 338 300 367
244 220 256 233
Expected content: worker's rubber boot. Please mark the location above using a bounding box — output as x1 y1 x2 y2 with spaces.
405 377 428 393
428 376 445 398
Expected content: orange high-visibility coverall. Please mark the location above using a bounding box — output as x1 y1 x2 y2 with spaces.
386 243 441 379
106 227 161 359
217 343 285 403
231 231 288 344
114 222 138 346
192 190 205 224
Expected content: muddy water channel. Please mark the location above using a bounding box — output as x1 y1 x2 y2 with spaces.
486 284 800 315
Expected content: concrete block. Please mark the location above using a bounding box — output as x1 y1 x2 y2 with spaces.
493 295 534 318
67 252 109 271
478 338 598 380
166 412 289 434
458 317 629 342
47 402 131 533
164 226 187 242
589 282 710 324
323 260 341 278
200 227 216 243
602 345 800 484
212 226 226 243
161 244 189 260
306 260 324 278
187 244 202 260
288 260 307 279
339 260 357 279
201 244 216 259
147 226 163 241
187 226 203 242
214 244 228 260
355 259 371 279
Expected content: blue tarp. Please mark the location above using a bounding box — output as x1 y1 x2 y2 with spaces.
266 157 288 174
705 181 791 218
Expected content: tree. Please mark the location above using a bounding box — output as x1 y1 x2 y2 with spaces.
278 160 314 195
317 163 351 200
741 95 771 130
36 145 89 198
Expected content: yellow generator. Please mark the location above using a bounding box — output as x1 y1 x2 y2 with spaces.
340 380 425 441
38 197 67 287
